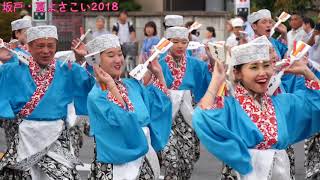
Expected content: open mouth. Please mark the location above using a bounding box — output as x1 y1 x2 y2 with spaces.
114 65 121 70
176 50 184 54
255 78 269 86
266 29 271 33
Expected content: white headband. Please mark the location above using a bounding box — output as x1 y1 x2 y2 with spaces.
231 42 270 66
86 34 121 54
26 25 58 43
231 18 244 27
248 9 272 24
11 19 32 31
165 27 189 40
164 15 184 27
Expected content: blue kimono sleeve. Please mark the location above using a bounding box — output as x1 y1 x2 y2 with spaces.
191 57 212 102
71 63 95 97
192 97 265 175
87 86 148 164
0 64 15 119
143 83 172 152
274 88 320 146
0 101 14 119
281 66 320 93
73 96 88 115
186 49 192 57
74 64 94 115
281 74 306 93
270 38 288 59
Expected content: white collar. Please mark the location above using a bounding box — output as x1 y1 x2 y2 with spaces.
291 26 304 33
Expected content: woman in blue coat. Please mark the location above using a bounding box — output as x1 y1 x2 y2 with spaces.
193 41 320 179
86 34 172 180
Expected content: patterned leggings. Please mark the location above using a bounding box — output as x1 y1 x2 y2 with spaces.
69 125 84 158
159 111 200 180
88 142 154 180
1 120 19 149
0 124 80 180
305 134 320 180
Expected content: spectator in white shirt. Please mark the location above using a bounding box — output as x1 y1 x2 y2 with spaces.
225 18 246 49
112 10 136 45
306 20 320 64
287 13 306 54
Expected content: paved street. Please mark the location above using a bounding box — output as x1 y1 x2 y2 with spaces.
0 129 306 180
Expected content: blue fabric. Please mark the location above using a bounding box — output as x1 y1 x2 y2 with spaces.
87 79 172 164
74 96 89 115
159 54 212 102
270 38 288 59
187 49 192 57
0 60 94 120
281 74 306 93
141 36 160 57
280 68 320 93
192 88 320 175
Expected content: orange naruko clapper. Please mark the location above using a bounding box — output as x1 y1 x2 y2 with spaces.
217 82 226 96
293 43 306 56
293 40 297 54
100 82 107 91
157 40 170 51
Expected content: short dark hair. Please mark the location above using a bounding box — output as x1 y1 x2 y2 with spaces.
119 10 128 17
185 21 194 28
144 21 157 36
234 64 244 71
290 12 303 19
11 29 22 39
237 11 248 22
303 17 315 28
206 26 216 38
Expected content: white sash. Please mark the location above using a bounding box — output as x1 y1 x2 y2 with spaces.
16 119 82 180
17 119 65 180
66 102 89 128
238 149 291 180
113 127 160 180
17 119 64 163
169 90 194 127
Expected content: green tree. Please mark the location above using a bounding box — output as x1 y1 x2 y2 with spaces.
0 12 19 42
251 0 316 16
